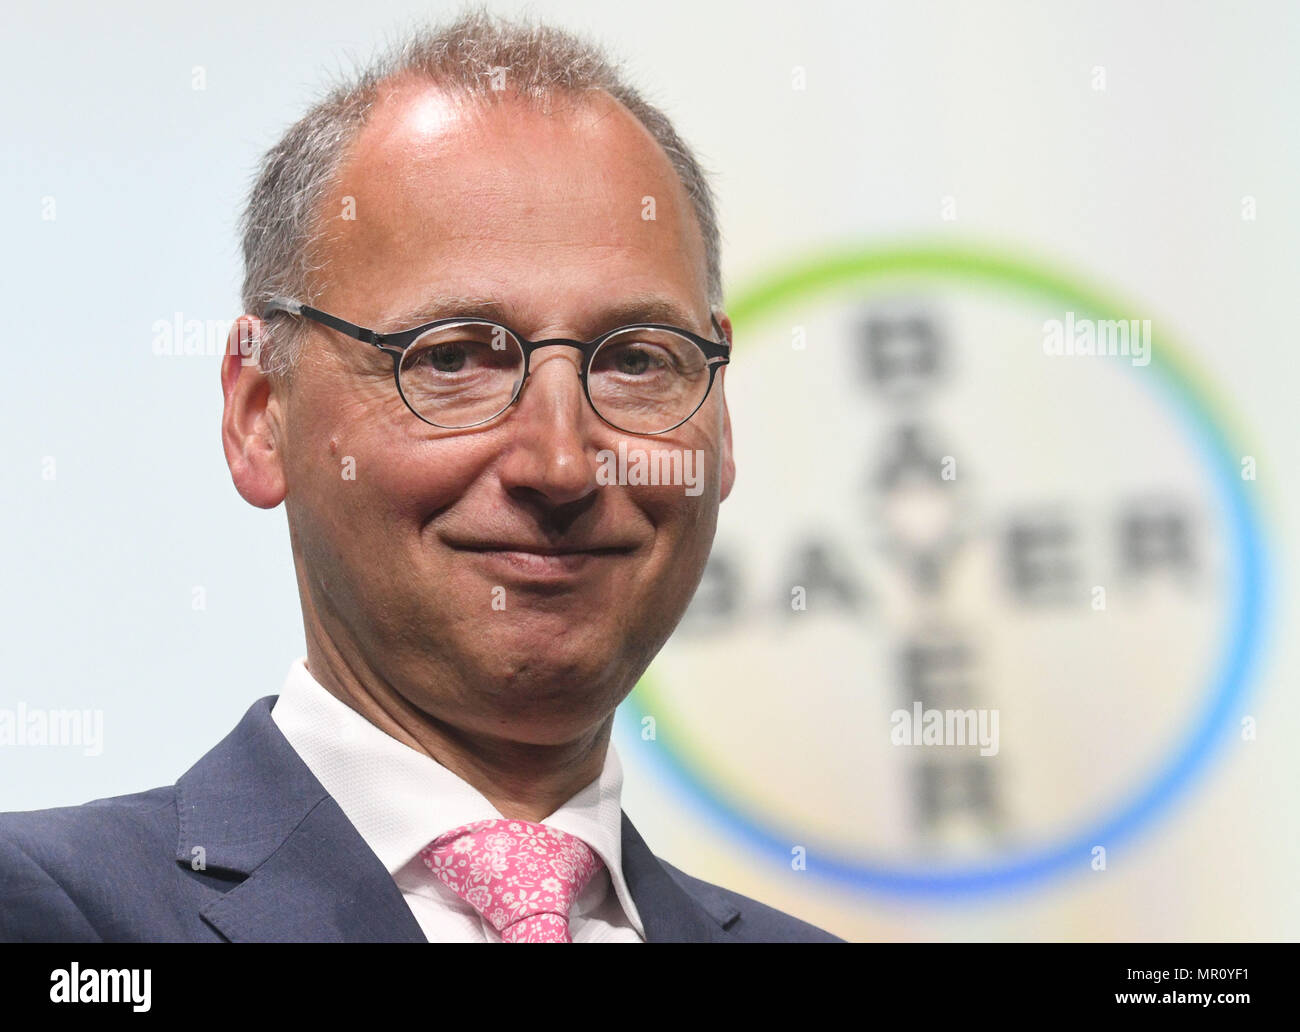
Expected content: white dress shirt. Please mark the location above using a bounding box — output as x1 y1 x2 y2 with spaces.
270 657 645 942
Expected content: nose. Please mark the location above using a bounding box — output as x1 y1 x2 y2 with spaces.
494 346 600 509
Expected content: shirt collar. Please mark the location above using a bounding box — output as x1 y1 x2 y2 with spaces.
269 657 644 937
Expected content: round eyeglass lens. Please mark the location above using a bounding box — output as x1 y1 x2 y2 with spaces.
397 321 525 428
587 327 711 434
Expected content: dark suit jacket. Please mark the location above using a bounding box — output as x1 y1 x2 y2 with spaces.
0 696 842 942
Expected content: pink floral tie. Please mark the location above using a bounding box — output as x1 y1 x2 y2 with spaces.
419 818 604 942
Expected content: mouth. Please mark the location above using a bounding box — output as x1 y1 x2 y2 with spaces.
451 542 635 556
445 541 636 582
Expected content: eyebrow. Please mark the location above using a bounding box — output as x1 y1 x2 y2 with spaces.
381 292 705 338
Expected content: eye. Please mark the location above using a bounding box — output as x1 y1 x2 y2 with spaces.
402 326 521 379
422 341 471 373
595 340 675 377
612 345 660 375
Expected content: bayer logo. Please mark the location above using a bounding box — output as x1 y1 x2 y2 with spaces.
626 244 1271 894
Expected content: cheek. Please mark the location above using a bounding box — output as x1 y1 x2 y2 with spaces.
633 417 725 508
289 387 489 529
625 443 721 568
287 426 494 620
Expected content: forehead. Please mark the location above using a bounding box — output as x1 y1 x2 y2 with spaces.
313 79 710 335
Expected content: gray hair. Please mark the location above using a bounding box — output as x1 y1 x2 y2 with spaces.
239 7 723 377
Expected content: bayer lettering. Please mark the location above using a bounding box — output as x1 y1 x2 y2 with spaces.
683 496 1199 627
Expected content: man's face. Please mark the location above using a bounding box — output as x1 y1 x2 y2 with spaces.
259 81 733 744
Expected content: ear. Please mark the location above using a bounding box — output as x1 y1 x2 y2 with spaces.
715 312 736 502
221 315 287 509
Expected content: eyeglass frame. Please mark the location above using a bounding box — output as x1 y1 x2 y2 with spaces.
259 296 731 436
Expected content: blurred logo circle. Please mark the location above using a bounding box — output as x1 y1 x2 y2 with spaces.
626 243 1272 894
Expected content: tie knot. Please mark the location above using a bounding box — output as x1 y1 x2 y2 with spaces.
419 818 604 942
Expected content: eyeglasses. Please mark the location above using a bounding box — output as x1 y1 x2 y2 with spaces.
260 297 731 436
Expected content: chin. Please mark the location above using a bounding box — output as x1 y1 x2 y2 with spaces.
470 666 624 742
478 645 612 691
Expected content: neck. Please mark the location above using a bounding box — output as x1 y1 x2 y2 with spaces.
302 636 613 823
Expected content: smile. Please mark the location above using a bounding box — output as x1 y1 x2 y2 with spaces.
448 543 634 583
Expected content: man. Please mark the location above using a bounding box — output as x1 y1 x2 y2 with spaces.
0 10 841 943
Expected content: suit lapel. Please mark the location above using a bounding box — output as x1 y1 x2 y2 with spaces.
620 811 728 942
175 696 426 942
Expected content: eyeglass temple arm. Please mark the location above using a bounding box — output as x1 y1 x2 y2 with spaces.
706 312 731 362
262 296 384 346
